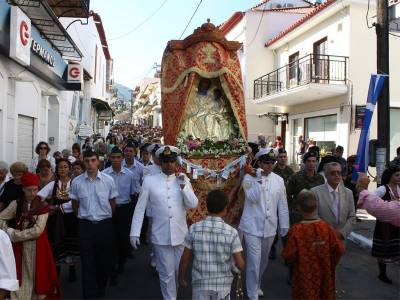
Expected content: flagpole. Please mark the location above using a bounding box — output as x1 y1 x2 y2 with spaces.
376 0 390 185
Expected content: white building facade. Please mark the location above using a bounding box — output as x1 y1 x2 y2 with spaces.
254 0 400 163
0 1 87 165
220 0 314 143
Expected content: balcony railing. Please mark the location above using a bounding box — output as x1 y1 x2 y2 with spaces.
254 54 348 99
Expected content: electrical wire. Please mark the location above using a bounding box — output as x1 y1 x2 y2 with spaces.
179 0 203 39
247 7 266 47
389 32 400 38
110 0 169 41
366 0 374 29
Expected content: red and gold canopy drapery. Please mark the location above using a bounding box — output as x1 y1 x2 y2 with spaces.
161 21 248 144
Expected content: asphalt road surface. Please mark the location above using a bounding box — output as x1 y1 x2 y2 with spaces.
61 240 400 300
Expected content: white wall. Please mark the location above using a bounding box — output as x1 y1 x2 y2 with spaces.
0 55 76 162
225 8 309 143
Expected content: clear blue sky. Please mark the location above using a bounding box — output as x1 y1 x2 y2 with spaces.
91 0 260 88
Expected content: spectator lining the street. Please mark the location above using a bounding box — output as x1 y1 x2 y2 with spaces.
0 162 27 212
72 143 83 161
282 189 345 300
72 160 85 178
178 190 245 300
37 159 55 190
30 141 56 173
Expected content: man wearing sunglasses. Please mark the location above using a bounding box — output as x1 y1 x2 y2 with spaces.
311 162 356 241
239 147 289 299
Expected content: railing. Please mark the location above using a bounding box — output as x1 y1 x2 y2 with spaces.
254 54 348 99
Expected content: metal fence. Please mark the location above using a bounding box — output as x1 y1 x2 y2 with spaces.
254 54 348 99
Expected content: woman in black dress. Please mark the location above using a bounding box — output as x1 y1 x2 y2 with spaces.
38 158 79 282
372 165 400 284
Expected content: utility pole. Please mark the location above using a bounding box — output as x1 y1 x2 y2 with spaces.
376 0 390 185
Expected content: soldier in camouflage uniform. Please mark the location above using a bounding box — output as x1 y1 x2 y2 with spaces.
273 149 294 187
269 149 294 259
286 151 324 225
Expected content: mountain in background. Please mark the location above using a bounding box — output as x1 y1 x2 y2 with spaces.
115 83 132 102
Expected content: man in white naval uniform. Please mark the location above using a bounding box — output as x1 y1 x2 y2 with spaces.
239 148 289 300
130 145 198 300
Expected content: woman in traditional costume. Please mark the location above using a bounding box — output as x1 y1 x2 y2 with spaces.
0 172 60 300
372 165 400 284
38 158 79 282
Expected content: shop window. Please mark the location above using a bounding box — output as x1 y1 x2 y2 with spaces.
305 114 337 156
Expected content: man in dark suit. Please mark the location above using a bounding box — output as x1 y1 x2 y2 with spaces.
311 162 355 241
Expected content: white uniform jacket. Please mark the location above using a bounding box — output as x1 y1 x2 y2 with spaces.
239 171 289 238
130 172 198 246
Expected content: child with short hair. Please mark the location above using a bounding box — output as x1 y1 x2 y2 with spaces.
179 190 245 300
282 189 345 300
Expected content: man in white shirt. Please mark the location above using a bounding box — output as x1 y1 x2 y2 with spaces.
0 229 18 300
130 145 198 300
240 148 289 300
103 147 137 277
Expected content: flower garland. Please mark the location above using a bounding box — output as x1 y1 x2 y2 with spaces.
176 135 247 158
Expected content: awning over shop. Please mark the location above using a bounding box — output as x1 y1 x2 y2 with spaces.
9 0 83 59
91 98 113 112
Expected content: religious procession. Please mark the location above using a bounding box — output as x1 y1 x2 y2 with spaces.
0 0 399 300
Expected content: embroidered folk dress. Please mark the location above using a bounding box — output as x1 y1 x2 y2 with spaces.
282 219 345 300
0 199 60 300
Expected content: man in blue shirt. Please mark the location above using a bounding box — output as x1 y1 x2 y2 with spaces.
70 150 119 299
103 147 137 277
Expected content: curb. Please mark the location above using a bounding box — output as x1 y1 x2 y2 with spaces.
348 231 373 250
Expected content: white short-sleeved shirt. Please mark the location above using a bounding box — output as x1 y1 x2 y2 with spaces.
69 171 119 221
0 229 19 291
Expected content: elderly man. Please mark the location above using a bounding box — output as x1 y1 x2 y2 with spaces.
240 148 289 299
311 162 356 241
130 146 198 300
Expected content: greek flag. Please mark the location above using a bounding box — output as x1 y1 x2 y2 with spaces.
352 74 387 181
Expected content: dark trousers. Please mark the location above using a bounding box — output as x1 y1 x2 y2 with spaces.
79 218 114 299
113 202 134 268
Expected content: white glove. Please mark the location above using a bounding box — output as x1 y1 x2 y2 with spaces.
279 228 289 237
130 236 140 250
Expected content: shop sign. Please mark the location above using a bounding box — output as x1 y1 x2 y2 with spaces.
67 61 83 83
98 110 112 121
355 105 366 130
31 39 55 67
9 6 31 66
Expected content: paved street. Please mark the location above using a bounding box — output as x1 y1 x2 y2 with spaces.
61 238 400 299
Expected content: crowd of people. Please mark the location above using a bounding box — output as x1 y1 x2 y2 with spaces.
0 124 399 300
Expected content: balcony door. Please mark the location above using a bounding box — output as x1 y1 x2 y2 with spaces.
313 37 328 82
288 52 299 88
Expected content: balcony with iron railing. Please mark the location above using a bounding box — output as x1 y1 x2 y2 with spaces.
254 54 349 106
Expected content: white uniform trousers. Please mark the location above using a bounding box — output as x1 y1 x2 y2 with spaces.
192 290 230 300
153 244 184 300
243 233 275 300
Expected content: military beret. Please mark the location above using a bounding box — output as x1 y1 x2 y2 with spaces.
302 151 318 163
